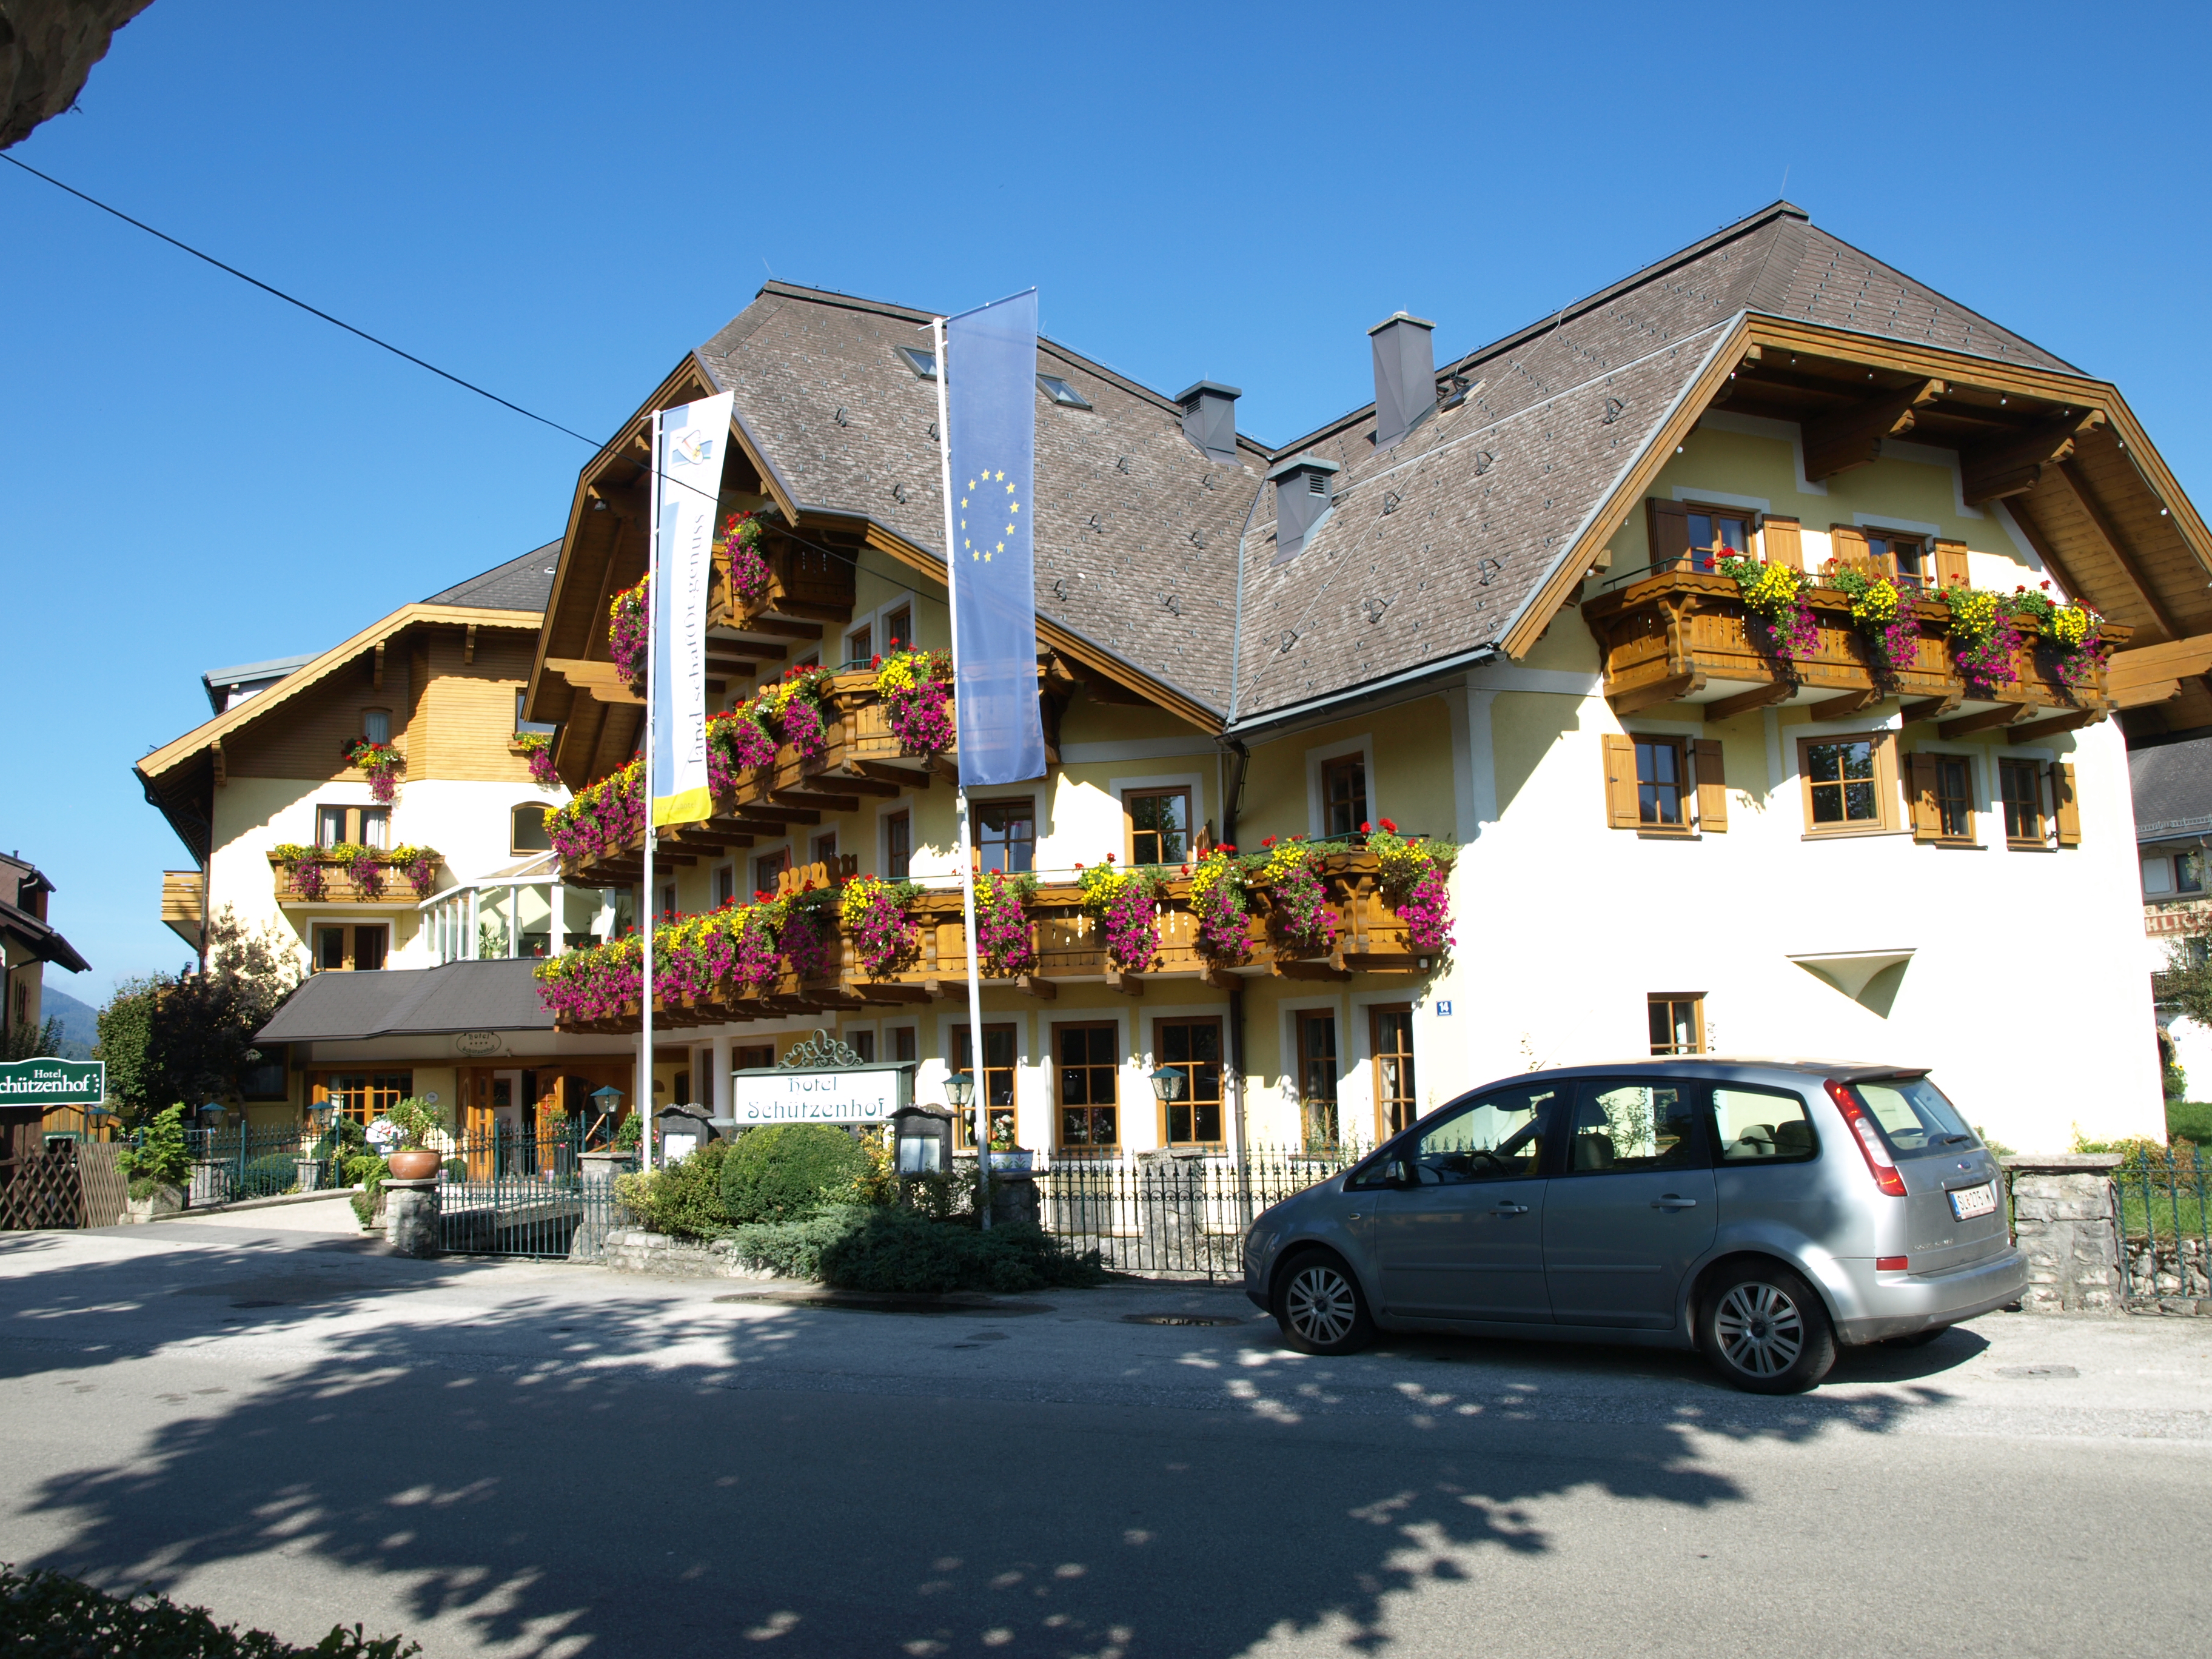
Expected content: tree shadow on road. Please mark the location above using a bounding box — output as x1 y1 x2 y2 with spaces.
1 1235 1963 1658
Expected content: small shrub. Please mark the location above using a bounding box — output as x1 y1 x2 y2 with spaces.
349 1190 379 1230
441 1158 465 1182
720 1124 871 1224
238 1153 300 1199
729 1205 1104 1293
386 1095 445 1150
119 1103 191 1193
615 1140 731 1239
0 1563 418 1657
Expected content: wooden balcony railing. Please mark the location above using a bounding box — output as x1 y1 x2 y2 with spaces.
269 847 442 906
549 850 1436 1035
161 870 204 949
1582 569 2130 739
709 540 855 629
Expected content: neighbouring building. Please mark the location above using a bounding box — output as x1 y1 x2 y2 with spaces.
133 545 654 1138
1 852 89 1043
2133 732 2212 1093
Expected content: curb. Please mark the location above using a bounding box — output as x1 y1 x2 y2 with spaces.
146 1187 366 1222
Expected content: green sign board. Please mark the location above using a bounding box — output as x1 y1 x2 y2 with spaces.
0 1057 106 1108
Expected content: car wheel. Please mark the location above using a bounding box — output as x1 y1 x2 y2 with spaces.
1272 1251 1375 1356
1698 1261 1836 1393
1883 1326 1949 1349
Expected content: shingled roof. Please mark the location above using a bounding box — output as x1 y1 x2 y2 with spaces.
424 540 561 614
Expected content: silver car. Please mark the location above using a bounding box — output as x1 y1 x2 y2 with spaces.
1242 1059 2025 1392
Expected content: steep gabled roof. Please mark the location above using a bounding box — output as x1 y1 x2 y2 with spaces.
424 540 561 613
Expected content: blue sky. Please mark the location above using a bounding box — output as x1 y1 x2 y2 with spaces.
5 1 2208 1001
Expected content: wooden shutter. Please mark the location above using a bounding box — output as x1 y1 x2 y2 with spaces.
1829 525 1871 578
1907 754 1942 841
1692 740 1728 833
1647 499 1691 575
1934 538 1971 591
1603 735 1640 829
1762 517 1803 571
2051 762 2081 846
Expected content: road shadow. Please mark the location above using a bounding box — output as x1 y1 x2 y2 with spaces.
1 1235 1957 1658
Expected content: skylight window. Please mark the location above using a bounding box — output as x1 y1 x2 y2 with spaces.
894 346 937 380
1037 374 1092 409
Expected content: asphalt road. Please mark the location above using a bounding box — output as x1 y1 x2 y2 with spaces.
2 1198 2208 1659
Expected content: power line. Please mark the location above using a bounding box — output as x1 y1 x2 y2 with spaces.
0 152 603 449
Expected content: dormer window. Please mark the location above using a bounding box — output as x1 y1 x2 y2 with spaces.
894 346 937 380
1037 374 1091 409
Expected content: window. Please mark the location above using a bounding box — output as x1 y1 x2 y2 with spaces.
1846 1074 1974 1156
754 848 791 896
515 689 557 736
810 831 838 866
1866 532 1928 591
1933 757 1972 839
1711 1084 1817 1162
315 805 388 848
316 925 347 971
885 811 911 880
1295 1010 1339 1150
845 623 872 665
239 1045 287 1101
316 805 347 848
1372 1007 1416 1139
736 1045 774 1070
714 864 737 909
951 1024 1017 1149
1321 754 1367 837
362 708 392 745
2144 856 2177 897
313 924 387 972
883 605 913 651
889 1026 917 1064
1798 732 1899 836
1648 994 1703 1056
2181 852 2206 893
511 803 552 853
894 346 937 380
1636 737 1686 828
1037 374 1092 409
1563 1081 1701 1173
315 1071 412 1125
1055 1023 1119 1151
1354 1081 1558 1187
1686 507 1753 569
976 800 1034 874
1126 788 1191 866
659 882 677 920
2000 759 2045 845
849 1031 876 1063
354 927 387 971
1156 1017 1224 1146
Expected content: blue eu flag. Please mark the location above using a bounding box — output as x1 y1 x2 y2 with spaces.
946 290 1047 786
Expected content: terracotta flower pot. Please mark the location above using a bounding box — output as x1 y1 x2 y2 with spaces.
386 1149 440 1181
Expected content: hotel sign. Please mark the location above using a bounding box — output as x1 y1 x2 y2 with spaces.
731 1062 913 1125
0 1058 106 1107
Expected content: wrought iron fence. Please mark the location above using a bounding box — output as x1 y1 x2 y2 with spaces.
434 1130 634 1261
2113 1144 2210 1305
1031 1144 1366 1281
177 1126 333 1206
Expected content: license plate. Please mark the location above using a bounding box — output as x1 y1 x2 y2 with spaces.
1948 1181 1997 1221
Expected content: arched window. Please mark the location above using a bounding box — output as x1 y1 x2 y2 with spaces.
511 802 554 853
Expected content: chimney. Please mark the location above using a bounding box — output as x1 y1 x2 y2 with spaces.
1267 454 1341 564
1175 381 1242 464
1369 312 1436 451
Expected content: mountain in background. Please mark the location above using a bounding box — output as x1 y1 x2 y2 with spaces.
33 980 98 1060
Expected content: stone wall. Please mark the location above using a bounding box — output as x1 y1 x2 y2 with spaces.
602 1227 779 1281
2002 1155 2123 1315
2122 1235 2212 1315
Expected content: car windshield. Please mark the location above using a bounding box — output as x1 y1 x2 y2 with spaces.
1848 1075 1975 1156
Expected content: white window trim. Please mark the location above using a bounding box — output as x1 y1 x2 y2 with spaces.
1110 771 1206 863
843 589 924 663
1042 1008 1134 1154
1305 734 1375 839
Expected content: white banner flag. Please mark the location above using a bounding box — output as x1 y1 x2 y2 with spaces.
652 391 733 826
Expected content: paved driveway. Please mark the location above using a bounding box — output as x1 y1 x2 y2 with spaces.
2 1207 2208 1658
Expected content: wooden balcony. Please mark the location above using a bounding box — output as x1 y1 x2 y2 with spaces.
161 870 204 950
1582 568 2131 740
269 848 441 907
551 850 1436 1035
709 539 854 630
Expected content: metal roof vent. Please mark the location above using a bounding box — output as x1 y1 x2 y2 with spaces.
1267 454 1341 565
1175 380 1242 464
1369 312 1436 450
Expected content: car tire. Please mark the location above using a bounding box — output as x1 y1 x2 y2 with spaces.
1272 1250 1375 1356
1698 1260 1836 1393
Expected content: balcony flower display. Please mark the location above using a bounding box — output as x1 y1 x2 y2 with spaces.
535 885 842 1019
1942 583 2020 693
269 842 440 900
348 845 387 900
1188 844 1252 962
873 648 956 759
393 845 438 899
1718 554 1819 662
973 870 1037 976
705 705 777 794
755 665 835 762
718 510 771 608
548 760 645 865
1076 858 1161 973
271 845 327 900
839 874 921 977
342 737 404 803
2009 583 2107 689
1256 836 1336 957
608 574 649 695
514 731 559 789
1364 820 1455 955
536 932 641 1024
1825 566 1920 679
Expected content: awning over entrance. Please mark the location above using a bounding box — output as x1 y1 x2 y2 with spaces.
257 959 554 1044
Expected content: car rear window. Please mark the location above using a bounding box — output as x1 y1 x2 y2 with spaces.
1846 1076 1976 1156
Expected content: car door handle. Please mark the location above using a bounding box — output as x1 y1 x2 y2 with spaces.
1651 1195 1698 1210
1490 1202 1530 1216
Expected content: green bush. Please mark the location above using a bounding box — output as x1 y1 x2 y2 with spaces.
0 1564 418 1657
238 1153 300 1199
441 1158 465 1182
731 1205 1105 1293
120 1104 192 1197
615 1141 731 1239
719 1124 870 1224
2168 1100 2212 1146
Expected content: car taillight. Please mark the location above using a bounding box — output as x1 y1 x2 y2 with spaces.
1875 1256 1908 1272
1825 1079 1908 1198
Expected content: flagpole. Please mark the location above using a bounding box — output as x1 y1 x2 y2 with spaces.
933 316 992 1230
640 407 660 1176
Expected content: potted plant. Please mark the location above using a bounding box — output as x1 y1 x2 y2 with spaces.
119 1104 191 1222
985 1116 1032 1174
383 1096 446 1181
